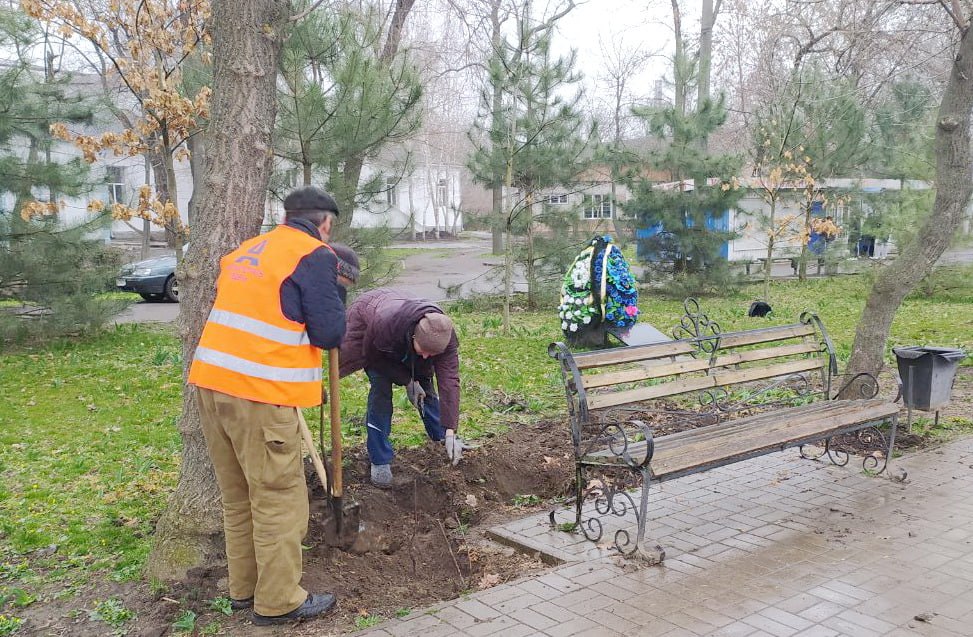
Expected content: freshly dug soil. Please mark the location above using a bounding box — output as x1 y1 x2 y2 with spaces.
13 370 971 636
14 421 577 636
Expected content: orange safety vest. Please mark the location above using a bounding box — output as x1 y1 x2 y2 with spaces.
188 225 332 407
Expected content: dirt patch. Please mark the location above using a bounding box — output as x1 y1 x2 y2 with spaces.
11 421 576 636
12 370 972 635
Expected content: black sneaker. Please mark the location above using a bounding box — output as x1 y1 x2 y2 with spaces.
251 593 337 626
230 597 253 611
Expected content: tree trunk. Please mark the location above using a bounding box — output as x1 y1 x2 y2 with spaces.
697 0 714 149
141 154 153 259
149 148 179 249
186 134 207 232
763 197 776 301
408 178 416 241
491 186 504 253
335 155 363 235
525 191 535 308
502 222 513 334
610 69 626 245
846 23 973 377
670 0 685 117
490 0 504 255
798 198 811 281
146 0 291 584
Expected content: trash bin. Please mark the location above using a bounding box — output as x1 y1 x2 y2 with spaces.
893 346 967 411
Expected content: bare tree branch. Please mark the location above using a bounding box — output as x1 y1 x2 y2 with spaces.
290 0 328 24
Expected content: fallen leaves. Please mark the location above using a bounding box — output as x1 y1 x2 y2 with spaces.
476 573 501 589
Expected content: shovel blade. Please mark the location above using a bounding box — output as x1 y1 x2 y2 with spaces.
322 496 361 549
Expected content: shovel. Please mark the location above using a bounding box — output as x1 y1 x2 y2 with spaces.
325 348 360 544
297 349 360 548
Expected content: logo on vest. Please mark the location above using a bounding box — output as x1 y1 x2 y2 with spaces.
228 240 268 280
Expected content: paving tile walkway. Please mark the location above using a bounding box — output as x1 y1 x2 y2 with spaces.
349 437 973 636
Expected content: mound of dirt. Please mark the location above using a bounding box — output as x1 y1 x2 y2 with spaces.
298 420 575 634
14 421 575 636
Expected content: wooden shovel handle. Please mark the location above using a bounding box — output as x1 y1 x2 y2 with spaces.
298 413 329 493
328 349 342 498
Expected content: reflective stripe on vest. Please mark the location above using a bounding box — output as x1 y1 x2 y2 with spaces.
207 309 312 346
188 225 334 407
194 346 322 383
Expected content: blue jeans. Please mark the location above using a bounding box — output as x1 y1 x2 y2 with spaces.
365 369 444 466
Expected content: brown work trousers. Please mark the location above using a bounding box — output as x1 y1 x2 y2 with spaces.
196 387 309 617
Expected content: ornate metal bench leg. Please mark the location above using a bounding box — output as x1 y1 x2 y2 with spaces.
633 468 665 564
574 464 584 528
886 413 907 482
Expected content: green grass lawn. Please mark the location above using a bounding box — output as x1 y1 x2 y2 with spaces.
1 273 971 625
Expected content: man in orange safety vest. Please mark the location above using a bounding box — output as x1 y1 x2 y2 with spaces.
188 186 346 626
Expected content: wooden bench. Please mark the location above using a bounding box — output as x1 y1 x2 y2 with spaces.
744 256 799 276
548 299 903 562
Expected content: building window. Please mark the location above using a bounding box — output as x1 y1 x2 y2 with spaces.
106 166 125 204
583 194 613 219
436 178 448 206
543 193 568 204
385 177 398 206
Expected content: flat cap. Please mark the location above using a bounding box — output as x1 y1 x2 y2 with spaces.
283 186 339 215
414 312 453 356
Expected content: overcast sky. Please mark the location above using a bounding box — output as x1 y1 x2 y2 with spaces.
551 0 676 106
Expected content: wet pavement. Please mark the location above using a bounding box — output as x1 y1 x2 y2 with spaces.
351 436 973 636
110 232 520 324
111 234 973 326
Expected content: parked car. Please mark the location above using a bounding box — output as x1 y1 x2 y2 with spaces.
117 253 179 302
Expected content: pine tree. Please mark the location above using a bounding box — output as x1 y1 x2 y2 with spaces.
273 3 422 286
275 2 422 230
0 8 125 342
854 79 936 251
467 0 592 316
626 94 743 297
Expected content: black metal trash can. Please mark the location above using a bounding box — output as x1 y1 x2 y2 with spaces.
893 346 966 411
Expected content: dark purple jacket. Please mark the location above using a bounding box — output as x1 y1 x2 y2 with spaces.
339 288 460 431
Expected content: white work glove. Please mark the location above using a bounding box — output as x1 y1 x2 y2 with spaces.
445 429 476 466
406 381 426 417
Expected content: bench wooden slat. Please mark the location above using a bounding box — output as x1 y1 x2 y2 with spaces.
713 342 821 367
587 374 718 409
711 357 824 386
584 399 899 478
582 358 711 388
650 400 854 446
586 357 825 410
716 324 815 348
588 400 854 456
573 340 698 369
581 343 822 389
651 399 899 477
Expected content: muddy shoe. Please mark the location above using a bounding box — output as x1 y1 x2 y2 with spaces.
370 463 393 488
251 593 336 626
